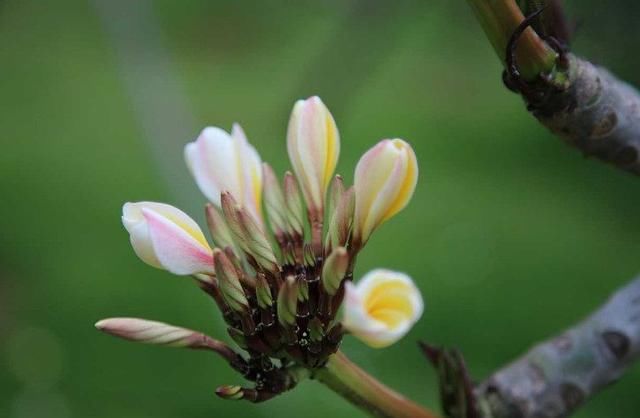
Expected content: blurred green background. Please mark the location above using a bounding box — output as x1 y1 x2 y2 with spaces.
1 1 639 417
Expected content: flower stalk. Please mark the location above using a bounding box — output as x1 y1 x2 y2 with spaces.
315 351 438 418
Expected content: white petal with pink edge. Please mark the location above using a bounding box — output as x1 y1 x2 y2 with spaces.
184 125 263 223
122 202 214 275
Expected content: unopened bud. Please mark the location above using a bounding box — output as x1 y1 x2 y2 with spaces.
227 327 248 349
277 276 298 327
221 191 245 239
223 246 255 289
326 175 345 223
216 385 244 400
282 242 297 266
325 187 355 252
262 163 290 240
303 243 316 269
321 247 349 295
205 204 237 252
96 317 244 368
298 279 309 302
353 139 418 245
237 209 278 272
95 317 195 347
284 172 305 239
255 274 273 308
308 317 324 342
214 249 249 313
297 279 310 317
286 96 340 214
221 192 278 273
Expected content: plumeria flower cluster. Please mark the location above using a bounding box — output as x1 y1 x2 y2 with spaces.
97 96 423 402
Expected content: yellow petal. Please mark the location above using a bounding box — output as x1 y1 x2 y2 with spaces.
342 269 423 348
353 139 418 243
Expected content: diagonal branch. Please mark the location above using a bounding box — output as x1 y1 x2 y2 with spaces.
524 53 640 175
467 0 640 175
460 2 640 416
475 275 640 418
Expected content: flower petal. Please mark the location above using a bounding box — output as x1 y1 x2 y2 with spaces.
185 125 263 223
122 202 213 275
123 202 162 268
232 123 263 222
342 269 423 348
143 208 214 275
185 127 240 207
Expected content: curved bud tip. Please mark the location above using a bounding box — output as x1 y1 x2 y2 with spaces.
216 385 244 400
277 276 298 327
255 274 273 308
321 247 349 295
353 139 418 245
341 269 423 348
205 203 237 251
185 125 263 223
122 202 214 275
287 96 340 213
262 163 289 237
283 171 305 238
214 249 250 313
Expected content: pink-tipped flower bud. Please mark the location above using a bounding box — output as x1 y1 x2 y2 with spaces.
286 96 340 215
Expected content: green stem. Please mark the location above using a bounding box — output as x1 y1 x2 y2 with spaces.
466 0 557 80
314 351 439 418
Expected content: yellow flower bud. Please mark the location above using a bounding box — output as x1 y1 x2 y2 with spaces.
286 96 340 214
353 139 418 245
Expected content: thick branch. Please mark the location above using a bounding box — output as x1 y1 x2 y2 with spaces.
475 276 640 418
527 54 640 175
467 0 640 175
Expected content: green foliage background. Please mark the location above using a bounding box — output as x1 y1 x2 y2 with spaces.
1 1 639 417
